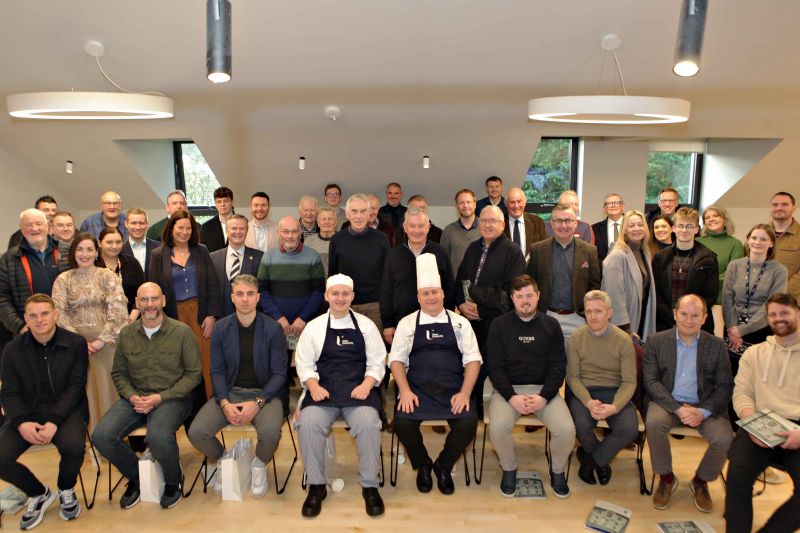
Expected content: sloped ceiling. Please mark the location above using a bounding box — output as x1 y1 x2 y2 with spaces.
0 1 798 210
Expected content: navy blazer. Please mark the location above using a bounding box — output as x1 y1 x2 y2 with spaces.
591 217 611 263
201 215 228 253
210 312 288 403
121 238 159 278
210 246 264 317
148 243 221 324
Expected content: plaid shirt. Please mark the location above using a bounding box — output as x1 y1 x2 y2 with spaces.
79 211 128 240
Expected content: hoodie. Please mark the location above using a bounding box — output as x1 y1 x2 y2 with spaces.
733 335 800 421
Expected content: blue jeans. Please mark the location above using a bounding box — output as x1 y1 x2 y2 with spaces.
92 397 191 486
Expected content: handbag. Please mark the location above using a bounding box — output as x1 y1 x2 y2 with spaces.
138 450 164 503
220 437 255 501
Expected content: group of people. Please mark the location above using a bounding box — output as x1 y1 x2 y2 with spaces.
0 180 798 532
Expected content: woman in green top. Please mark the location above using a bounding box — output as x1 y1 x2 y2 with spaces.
696 205 745 307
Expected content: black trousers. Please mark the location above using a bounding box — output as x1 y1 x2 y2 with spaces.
724 430 800 533
393 416 477 471
0 410 87 496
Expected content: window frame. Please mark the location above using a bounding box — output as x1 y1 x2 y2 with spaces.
643 151 704 214
173 140 217 218
524 137 580 215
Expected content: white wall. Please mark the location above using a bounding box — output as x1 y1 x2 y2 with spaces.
580 140 650 223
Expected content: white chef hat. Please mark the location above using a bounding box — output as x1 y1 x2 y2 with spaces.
416 253 441 289
326 274 354 290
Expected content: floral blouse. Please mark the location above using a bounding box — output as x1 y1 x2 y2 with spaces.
51 266 129 345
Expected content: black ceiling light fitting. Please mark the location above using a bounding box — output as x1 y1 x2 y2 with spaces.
673 0 708 77
207 0 232 83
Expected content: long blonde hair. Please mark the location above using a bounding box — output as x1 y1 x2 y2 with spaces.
612 210 651 256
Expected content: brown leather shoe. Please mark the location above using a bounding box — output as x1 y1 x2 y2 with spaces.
652 475 678 510
690 478 713 513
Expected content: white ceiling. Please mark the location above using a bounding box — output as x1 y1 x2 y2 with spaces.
1 0 798 209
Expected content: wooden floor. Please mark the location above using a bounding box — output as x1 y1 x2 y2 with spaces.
1 424 792 532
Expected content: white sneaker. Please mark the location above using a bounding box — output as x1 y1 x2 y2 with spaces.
764 467 787 485
205 463 222 494
251 458 268 498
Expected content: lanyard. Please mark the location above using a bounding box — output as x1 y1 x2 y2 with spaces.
743 258 768 312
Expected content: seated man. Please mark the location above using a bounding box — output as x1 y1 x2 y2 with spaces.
390 254 482 496
645 294 733 513
0 294 88 529
566 290 638 486
486 274 575 498
92 282 201 510
725 292 800 533
188 274 287 497
295 274 386 518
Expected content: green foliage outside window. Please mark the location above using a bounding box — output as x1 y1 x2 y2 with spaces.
181 143 221 208
523 138 573 204
646 152 694 204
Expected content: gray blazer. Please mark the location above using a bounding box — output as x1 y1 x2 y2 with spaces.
602 244 657 339
643 328 733 416
210 245 263 317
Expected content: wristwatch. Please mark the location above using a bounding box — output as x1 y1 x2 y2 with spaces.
254 397 265 409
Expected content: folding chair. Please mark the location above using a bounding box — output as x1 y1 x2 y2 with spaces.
473 381 554 485
0 430 100 527
300 419 385 489
186 416 298 496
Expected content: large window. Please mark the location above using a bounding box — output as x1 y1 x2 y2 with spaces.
645 151 703 211
523 137 579 218
174 141 221 221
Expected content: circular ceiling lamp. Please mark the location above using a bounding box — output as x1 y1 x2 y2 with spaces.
7 91 173 120
6 41 174 120
528 95 690 125
528 34 690 125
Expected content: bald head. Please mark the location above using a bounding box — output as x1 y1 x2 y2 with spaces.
136 282 166 325
137 282 163 299
278 216 301 251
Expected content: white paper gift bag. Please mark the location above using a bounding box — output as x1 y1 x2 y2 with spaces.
221 437 255 501
138 450 164 503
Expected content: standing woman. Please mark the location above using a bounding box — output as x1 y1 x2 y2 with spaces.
51 232 129 430
649 215 674 257
601 210 657 340
149 210 220 399
96 226 145 321
697 205 745 335
723 224 787 354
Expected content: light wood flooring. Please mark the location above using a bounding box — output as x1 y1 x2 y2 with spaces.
1 423 792 532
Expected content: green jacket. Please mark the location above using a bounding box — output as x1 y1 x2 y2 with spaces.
696 231 744 305
112 316 201 401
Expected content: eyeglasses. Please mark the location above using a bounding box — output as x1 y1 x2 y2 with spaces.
551 218 577 225
325 192 341 198
279 229 300 235
675 224 696 231
604 201 622 207
101 201 121 206
479 218 502 225
137 296 161 303
659 198 678 204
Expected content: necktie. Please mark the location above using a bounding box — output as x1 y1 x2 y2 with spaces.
229 250 240 280
513 219 522 250
613 222 619 242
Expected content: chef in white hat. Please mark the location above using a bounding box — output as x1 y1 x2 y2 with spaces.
389 253 482 496
294 273 387 518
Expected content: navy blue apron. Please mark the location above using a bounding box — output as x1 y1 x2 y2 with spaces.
396 311 473 420
301 310 381 411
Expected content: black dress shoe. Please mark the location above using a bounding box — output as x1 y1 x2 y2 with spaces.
577 447 597 485
362 487 385 516
432 459 455 495
301 484 327 517
416 459 433 493
596 464 612 486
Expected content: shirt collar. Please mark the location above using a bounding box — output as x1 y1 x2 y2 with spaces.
675 329 700 348
459 218 479 231
228 244 245 256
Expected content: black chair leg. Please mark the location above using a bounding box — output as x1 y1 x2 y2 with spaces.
273 417 298 495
